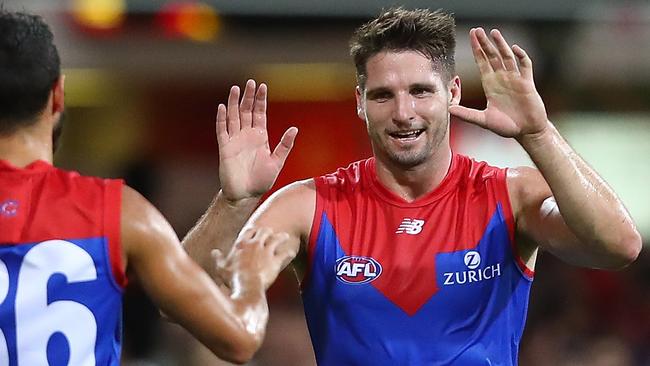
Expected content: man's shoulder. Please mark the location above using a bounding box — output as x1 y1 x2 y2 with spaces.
453 154 508 182
315 158 372 189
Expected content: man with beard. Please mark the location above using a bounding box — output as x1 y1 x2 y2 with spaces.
0 10 296 365
184 7 641 366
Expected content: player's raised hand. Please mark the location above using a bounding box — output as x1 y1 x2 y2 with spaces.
213 227 296 292
216 79 298 202
449 28 549 140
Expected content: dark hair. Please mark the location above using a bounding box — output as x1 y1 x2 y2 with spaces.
0 10 60 134
350 7 456 89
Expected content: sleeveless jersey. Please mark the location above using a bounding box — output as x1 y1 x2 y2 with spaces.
0 160 126 366
302 154 534 366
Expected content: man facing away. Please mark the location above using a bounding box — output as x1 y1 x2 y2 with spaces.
0 10 297 365
183 7 642 366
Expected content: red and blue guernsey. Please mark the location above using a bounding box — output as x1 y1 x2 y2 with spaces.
0 160 125 366
303 154 535 366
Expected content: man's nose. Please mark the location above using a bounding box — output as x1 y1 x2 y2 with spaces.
392 93 416 124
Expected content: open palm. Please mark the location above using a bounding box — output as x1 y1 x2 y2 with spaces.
217 80 297 201
450 28 549 140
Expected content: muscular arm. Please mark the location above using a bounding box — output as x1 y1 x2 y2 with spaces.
451 28 641 270
182 192 260 277
121 185 281 364
509 128 641 269
186 180 314 282
242 180 316 273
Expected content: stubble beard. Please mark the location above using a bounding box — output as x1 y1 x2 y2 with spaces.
373 119 449 169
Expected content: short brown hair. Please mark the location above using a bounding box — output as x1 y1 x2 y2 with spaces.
350 7 456 89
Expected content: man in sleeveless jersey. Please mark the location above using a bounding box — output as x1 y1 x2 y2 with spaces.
183 8 642 366
0 10 297 365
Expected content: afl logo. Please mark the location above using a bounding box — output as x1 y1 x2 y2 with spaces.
464 251 481 270
0 200 19 217
335 256 382 284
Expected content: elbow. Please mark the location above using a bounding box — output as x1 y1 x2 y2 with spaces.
211 331 262 364
620 229 643 266
607 228 643 270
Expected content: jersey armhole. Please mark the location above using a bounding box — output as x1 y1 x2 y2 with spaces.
301 177 324 290
104 179 128 288
499 168 535 279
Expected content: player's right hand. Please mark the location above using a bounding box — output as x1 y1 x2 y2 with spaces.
213 227 296 294
215 80 298 203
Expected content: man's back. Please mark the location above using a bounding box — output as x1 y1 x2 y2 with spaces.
0 159 123 365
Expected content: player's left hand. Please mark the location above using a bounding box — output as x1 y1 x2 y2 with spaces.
449 28 549 140
213 227 296 292
216 79 298 202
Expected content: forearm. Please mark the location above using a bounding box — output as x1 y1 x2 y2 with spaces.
182 190 260 274
518 122 641 263
167 279 268 364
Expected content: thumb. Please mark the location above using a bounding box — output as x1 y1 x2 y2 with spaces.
272 126 298 165
449 105 488 129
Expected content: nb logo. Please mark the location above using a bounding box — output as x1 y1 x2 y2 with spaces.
0 200 19 217
395 218 425 235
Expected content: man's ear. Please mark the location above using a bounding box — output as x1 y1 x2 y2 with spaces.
355 86 365 120
51 75 65 117
448 75 461 106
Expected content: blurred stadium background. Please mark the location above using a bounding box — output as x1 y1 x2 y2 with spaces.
5 0 649 365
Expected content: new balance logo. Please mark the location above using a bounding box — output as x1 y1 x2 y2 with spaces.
395 218 425 235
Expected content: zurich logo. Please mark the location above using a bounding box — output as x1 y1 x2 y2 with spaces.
0 200 19 217
464 251 481 269
335 256 382 284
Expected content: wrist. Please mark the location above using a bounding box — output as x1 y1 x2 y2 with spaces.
516 121 557 150
230 271 265 297
218 191 262 209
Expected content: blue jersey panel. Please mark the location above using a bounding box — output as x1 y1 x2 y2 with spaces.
303 205 532 366
0 237 122 366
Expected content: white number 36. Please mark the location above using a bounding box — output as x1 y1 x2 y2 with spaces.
0 240 98 366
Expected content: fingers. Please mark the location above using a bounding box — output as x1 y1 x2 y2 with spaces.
239 79 256 129
250 226 273 245
253 83 267 130
490 29 518 72
221 79 267 137
267 232 296 269
448 105 488 129
227 85 241 134
215 103 228 146
469 28 493 75
264 232 289 252
272 126 298 166
471 27 526 75
474 27 505 72
512 44 534 81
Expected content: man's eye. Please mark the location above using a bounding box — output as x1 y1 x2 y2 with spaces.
370 93 391 102
411 88 431 96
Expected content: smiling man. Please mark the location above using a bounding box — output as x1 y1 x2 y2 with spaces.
183 7 642 365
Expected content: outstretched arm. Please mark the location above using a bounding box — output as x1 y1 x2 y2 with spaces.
182 80 297 275
450 28 641 269
122 186 294 364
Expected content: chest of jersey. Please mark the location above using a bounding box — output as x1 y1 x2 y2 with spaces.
302 156 533 365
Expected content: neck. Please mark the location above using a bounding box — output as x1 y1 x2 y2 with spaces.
0 123 53 168
374 147 452 202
